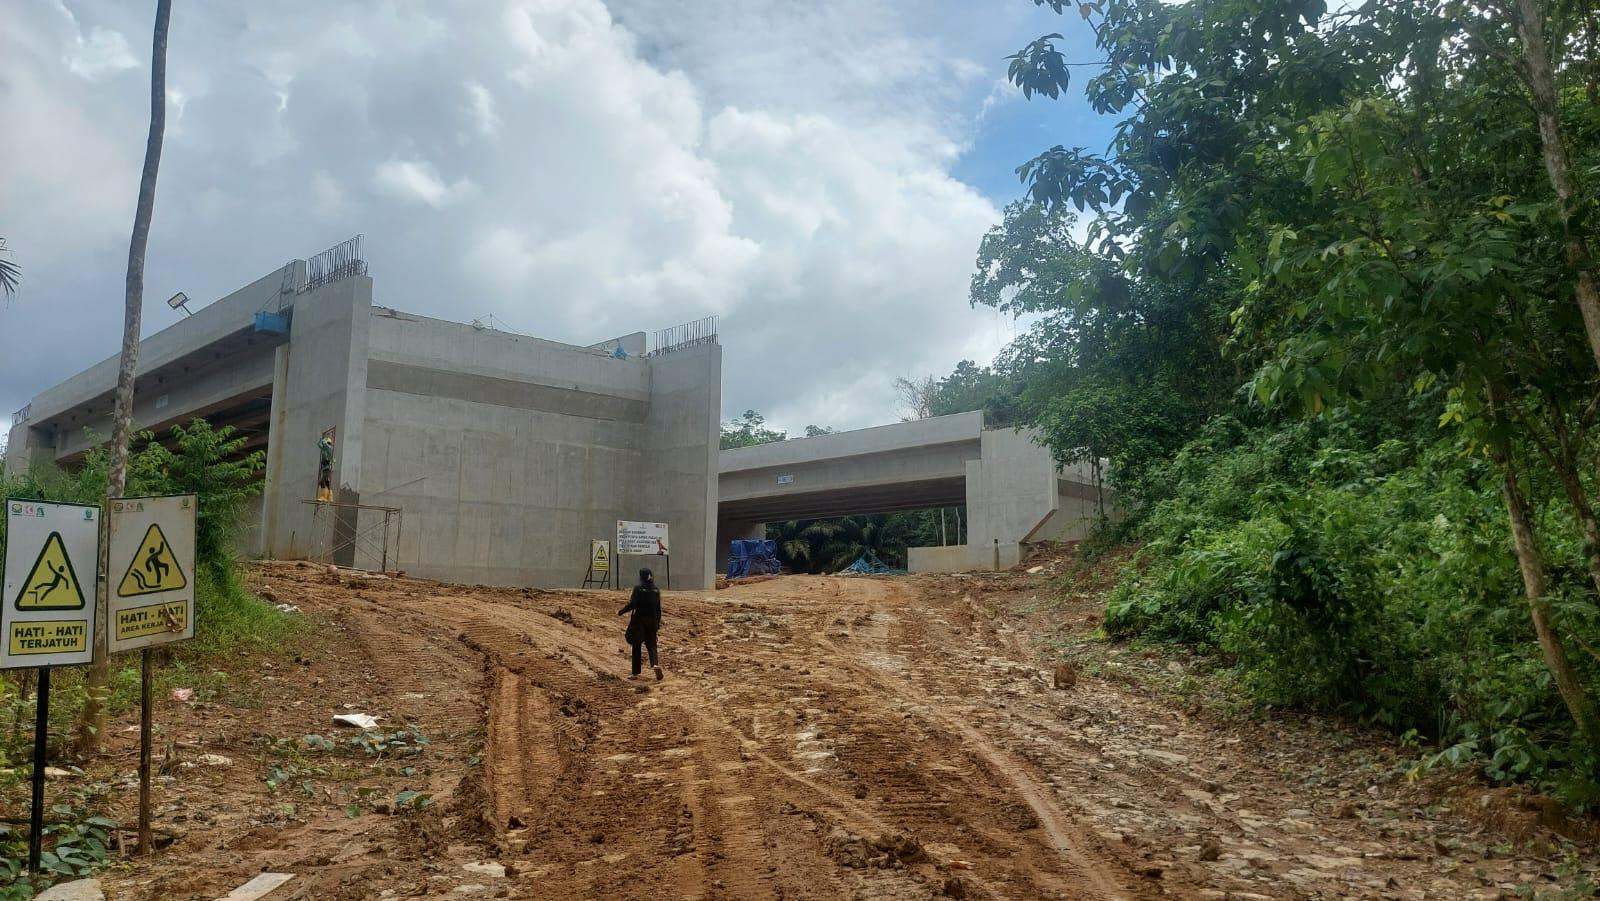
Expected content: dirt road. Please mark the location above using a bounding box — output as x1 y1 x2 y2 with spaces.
99 563 1593 899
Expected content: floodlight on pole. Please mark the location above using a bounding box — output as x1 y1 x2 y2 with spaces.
167 292 191 317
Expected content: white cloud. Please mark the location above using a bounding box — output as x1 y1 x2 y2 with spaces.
66 26 139 81
373 160 475 208
977 77 1021 121
0 0 1076 435
465 82 501 137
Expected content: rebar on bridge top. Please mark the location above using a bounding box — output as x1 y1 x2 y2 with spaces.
646 315 718 357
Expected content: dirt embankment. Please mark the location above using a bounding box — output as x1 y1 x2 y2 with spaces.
67 560 1597 899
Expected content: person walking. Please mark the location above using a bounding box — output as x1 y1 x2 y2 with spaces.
618 567 663 681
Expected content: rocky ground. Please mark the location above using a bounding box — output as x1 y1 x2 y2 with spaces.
13 557 1595 899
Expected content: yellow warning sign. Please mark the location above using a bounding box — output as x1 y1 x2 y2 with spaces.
115 601 188 641
117 524 188 598
591 540 610 572
9 620 88 655
12 532 87 611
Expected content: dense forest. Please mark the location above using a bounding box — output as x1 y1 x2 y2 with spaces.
730 0 1600 806
988 0 1600 805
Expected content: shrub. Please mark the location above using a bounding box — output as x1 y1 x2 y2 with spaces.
1106 411 1600 807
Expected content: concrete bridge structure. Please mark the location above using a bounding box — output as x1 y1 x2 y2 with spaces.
7 241 1100 588
6 249 723 589
716 411 1106 573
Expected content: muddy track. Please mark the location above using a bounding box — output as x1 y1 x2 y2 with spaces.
427 579 1151 898
262 571 1140 899
148 563 1593 900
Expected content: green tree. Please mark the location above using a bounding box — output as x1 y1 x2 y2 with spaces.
769 512 941 573
66 421 265 578
926 360 1023 426
1003 0 1600 760
966 198 1234 493
720 410 787 449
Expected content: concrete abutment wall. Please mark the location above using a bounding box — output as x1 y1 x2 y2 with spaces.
260 298 721 589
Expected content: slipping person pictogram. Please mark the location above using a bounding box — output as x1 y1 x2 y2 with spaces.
130 539 170 591
117 524 188 597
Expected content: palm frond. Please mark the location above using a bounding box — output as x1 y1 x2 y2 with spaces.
0 238 17 301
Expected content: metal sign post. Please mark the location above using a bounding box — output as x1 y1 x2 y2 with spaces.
27 666 49 874
108 495 197 855
3 499 101 875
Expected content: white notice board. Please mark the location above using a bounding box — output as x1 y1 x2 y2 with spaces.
616 521 670 557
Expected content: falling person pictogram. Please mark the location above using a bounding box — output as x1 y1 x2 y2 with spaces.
28 562 68 606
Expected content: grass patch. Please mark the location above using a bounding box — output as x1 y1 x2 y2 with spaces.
0 565 299 759
183 564 301 659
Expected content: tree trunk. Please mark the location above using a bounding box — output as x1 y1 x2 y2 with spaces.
1501 459 1599 745
1587 13 1599 105
1529 400 1600 594
1542 441 1600 596
75 0 171 757
1513 0 1600 372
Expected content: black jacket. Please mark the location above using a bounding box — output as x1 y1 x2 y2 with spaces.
619 585 661 621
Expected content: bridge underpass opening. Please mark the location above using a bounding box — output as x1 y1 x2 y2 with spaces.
716 475 967 524
715 412 1109 576
715 476 971 573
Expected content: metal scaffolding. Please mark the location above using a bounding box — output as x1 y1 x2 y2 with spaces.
298 500 402 572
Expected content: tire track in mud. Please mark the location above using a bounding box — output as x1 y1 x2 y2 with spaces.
684 579 1140 899
411 591 791 898
139 562 1590 900
682 719 779 900
323 571 1153 898
805 581 1137 900
484 668 560 838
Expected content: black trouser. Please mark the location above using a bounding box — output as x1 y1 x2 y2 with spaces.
629 618 659 675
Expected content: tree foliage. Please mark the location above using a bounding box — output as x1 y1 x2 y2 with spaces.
5 420 265 581
720 410 787 449
926 360 1025 426
769 513 947 574
0 238 18 302
72 420 265 579
988 0 1600 801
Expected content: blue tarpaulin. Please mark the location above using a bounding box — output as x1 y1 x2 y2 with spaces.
727 539 782 579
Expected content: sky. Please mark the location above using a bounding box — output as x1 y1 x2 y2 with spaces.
0 0 1112 438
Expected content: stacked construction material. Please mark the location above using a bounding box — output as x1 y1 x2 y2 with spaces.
838 551 904 576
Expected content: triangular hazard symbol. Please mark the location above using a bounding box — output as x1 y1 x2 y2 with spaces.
117 523 188 598
594 545 608 561
13 532 87 611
